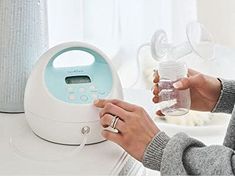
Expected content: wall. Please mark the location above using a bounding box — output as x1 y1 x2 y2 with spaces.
197 0 235 49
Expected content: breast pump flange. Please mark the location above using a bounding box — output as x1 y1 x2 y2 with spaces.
132 22 215 88
151 22 215 62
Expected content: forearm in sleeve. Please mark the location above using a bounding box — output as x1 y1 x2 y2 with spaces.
143 132 235 175
212 79 235 114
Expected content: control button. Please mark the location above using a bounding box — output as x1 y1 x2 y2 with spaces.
67 87 74 93
79 87 85 93
92 94 98 100
89 85 97 91
81 126 90 134
80 95 88 101
68 94 76 100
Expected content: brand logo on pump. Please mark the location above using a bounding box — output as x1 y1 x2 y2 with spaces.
67 69 84 74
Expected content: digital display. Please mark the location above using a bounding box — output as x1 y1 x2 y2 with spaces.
65 76 91 84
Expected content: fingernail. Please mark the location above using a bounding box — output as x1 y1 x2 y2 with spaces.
153 69 157 77
173 81 183 89
93 99 99 105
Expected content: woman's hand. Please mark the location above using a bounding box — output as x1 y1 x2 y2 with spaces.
152 69 222 115
94 99 160 162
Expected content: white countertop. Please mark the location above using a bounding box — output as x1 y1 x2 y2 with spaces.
0 88 230 175
0 113 135 175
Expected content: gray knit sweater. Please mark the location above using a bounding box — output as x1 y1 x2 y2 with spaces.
143 79 235 175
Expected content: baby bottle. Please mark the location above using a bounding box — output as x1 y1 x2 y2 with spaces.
157 60 191 116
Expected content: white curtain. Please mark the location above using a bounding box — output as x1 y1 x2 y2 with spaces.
47 0 197 88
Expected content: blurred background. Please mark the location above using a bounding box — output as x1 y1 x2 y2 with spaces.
47 0 235 89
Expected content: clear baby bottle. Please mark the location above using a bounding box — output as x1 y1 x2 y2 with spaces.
158 60 191 116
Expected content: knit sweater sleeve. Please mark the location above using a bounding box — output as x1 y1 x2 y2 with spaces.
212 79 235 114
142 131 235 175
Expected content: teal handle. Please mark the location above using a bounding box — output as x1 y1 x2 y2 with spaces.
47 47 100 70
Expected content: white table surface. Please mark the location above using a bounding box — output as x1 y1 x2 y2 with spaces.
0 114 133 175
0 88 230 175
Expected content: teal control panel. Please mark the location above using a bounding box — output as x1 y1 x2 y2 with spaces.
44 47 113 104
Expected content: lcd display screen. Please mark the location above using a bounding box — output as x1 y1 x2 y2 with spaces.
65 76 91 84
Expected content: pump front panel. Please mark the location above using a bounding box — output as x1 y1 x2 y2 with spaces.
44 47 113 104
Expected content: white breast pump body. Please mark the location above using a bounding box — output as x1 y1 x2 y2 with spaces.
24 42 123 145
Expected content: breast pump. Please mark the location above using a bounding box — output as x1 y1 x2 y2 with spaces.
8 42 123 162
135 22 215 116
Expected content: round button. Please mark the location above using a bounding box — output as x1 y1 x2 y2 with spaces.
68 94 76 100
79 87 85 93
67 87 74 93
80 95 88 102
89 85 96 91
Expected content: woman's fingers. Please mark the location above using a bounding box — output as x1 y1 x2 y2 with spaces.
94 99 137 112
152 84 159 103
173 79 187 89
188 68 199 76
156 110 165 116
100 114 114 128
96 100 160 161
153 75 159 83
152 85 159 95
153 71 160 83
99 103 128 121
173 73 205 90
102 130 123 145
100 114 126 132
152 96 159 103
107 99 137 112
